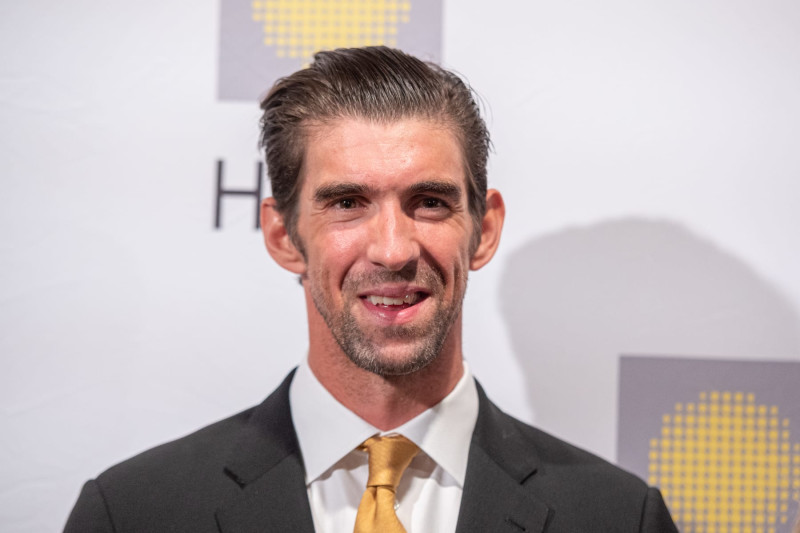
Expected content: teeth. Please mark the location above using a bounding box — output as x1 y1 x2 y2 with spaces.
367 293 420 306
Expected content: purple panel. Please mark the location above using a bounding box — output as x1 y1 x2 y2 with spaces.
618 355 800 532
218 0 443 102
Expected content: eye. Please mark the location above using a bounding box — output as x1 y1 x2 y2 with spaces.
335 197 359 209
419 197 448 209
412 196 453 221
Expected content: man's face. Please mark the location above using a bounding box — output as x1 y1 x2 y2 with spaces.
292 117 476 376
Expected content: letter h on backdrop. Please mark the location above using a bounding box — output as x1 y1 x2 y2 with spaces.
214 159 263 230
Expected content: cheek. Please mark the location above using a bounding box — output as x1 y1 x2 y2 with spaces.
328 230 363 254
306 230 364 283
423 229 473 271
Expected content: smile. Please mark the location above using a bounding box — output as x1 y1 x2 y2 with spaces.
364 292 426 307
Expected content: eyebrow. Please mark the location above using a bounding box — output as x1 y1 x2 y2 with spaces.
313 182 373 203
407 180 462 202
312 179 463 203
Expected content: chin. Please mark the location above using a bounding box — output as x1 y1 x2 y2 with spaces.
345 342 442 377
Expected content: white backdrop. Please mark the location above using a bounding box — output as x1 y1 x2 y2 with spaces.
2 1 799 531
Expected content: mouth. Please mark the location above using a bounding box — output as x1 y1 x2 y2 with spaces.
363 292 427 308
361 291 428 310
357 287 431 323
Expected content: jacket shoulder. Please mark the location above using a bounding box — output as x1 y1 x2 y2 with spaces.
475 384 645 490
64 407 258 532
469 385 677 531
98 406 255 489
65 372 300 532
505 409 647 489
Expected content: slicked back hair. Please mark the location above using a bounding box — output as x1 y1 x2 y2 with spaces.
259 46 490 252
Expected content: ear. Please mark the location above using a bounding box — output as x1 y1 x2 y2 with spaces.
469 189 505 271
261 197 306 275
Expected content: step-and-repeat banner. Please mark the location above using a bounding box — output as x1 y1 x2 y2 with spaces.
219 0 442 100
620 357 800 532
3 1 800 531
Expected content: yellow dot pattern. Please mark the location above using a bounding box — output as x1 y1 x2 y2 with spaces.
648 391 800 533
251 0 412 62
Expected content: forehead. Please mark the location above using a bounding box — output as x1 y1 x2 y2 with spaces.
299 117 466 193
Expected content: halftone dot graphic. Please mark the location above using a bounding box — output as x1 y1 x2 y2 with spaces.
251 0 412 62
648 391 800 533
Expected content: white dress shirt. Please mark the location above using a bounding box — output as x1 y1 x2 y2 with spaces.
289 359 479 533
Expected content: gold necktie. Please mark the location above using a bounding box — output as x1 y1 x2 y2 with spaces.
353 435 420 533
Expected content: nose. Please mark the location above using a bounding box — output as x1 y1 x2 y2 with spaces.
366 203 420 271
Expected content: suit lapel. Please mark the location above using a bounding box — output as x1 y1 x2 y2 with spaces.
212 373 552 532
215 371 316 533
455 382 551 533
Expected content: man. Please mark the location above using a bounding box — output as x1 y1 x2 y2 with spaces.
65 47 677 532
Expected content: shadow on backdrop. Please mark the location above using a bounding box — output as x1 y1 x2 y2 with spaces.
499 218 800 459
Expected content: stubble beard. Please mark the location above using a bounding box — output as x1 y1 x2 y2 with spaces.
309 264 466 377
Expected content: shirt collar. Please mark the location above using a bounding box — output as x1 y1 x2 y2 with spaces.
289 358 479 487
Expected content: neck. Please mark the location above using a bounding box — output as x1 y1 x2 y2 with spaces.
307 324 465 431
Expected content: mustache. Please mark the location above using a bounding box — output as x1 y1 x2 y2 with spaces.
343 261 445 290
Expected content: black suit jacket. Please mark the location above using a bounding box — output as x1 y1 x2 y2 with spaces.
64 371 677 532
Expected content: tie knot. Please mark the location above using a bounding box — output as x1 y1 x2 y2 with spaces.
361 435 420 489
